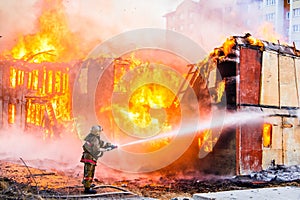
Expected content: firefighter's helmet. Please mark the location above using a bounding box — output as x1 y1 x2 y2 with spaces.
90 125 103 134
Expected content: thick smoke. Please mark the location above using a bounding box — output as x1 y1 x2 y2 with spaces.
0 0 287 55
0 0 182 53
0 1 38 52
171 0 287 52
65 0 181 41
0 127 82 171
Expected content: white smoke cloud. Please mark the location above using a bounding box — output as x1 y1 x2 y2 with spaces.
0 0 286 54
0 0 184 52
0 0 39 51
202 0 265 50
0 127 83 170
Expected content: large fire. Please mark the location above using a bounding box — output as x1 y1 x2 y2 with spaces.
1 0 81 138
2 0 216 162
97 53 183 153
8 0 84 63
6 61 73 138
129 84 176 129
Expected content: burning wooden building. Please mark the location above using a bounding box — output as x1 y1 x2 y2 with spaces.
1 1 299 176
0 59 79 138
193 34 300 175
0 0 88 138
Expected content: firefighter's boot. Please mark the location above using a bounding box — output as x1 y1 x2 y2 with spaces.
84 187 97 194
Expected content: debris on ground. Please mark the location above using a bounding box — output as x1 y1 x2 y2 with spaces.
0 160 299 199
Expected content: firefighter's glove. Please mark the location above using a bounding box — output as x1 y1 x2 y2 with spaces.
106 145 118 151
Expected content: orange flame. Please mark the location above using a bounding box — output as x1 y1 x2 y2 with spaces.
111 54 182 152
216 80 225 103
3 0 87 138
246 34 264 47
198 129 218 153
7 62 72 138
113 54 143 90
256 22 285 44
222 37 236 56
9 0 83 63
8 104 16 124
263 123 272 147
129 84 176 129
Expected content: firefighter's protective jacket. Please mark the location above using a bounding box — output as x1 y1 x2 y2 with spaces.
82 132 111 160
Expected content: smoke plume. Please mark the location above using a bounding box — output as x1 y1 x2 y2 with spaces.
0 128 82 171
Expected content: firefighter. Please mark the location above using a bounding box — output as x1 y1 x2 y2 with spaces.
80 125 117 194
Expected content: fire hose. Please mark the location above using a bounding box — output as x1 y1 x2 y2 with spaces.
40 185 138 199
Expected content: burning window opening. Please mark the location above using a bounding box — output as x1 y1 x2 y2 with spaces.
0 59 77 138
263 123 272 148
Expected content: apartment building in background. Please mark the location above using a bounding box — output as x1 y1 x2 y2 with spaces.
262 0 300 47
164 0 300 48
286 0 300 47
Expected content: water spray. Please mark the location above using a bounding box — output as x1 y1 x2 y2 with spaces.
118 111 269 148
119 130 178 147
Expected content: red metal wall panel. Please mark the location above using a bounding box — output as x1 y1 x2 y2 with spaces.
239 47 262 105
238 122 263 174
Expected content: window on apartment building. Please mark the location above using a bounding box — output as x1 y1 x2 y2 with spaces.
266 0 276 6
286 11 290 19
294 8 300 17
293 24 300 32
287 0 290 3
266 12 275 21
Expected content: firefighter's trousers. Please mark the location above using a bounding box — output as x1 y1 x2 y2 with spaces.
80 152 97 188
